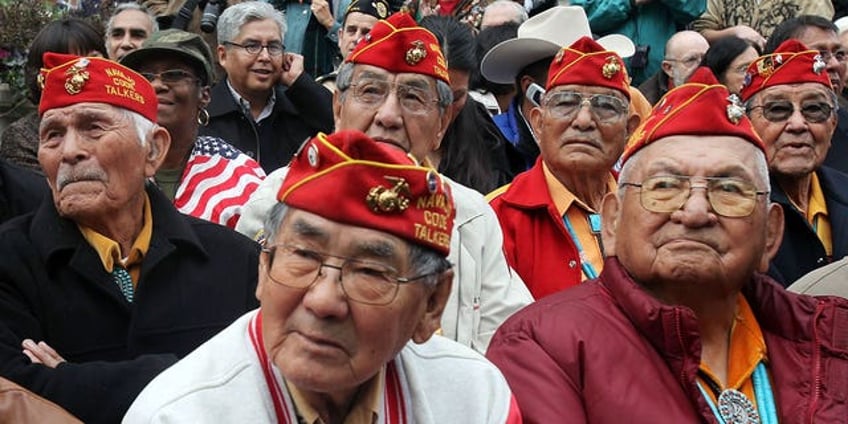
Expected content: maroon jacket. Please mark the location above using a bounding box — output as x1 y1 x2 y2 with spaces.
487 257 848 423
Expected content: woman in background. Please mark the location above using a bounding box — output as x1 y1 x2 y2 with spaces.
702 35 761 95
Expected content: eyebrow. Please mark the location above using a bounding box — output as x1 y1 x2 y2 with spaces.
642 160 754 180
349 239 401 263
289 218 330 244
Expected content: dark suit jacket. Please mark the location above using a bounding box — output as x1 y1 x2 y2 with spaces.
768 166 848 286
0 184 259 423
0 158 48 225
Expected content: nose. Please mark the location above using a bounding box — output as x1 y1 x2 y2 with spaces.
670 185 718 227
302 263 349 319
784 105 810 132
570 100 596 130
373 89 404 130
60 129 90 164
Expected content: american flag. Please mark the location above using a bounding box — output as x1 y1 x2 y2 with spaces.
174 136 266 229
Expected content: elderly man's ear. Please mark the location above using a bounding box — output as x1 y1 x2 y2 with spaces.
759 203 784 273
411 268 454 344
144 126 171 177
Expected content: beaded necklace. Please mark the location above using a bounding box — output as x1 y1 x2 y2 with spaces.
696 362 778 424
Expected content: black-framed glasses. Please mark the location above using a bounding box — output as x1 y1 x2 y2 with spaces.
747 100 834 123
348 79 438 115
542 90 628 122
139 69 198 85
261 244 445 306
223 41 285 56
620 175 769 218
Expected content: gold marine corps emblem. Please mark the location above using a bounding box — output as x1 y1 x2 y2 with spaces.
602 56 621 79
405 40 427 66
64 58 90 95
366 176 411 213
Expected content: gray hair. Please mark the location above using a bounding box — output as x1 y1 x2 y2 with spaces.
336 62 453 114
263 202 451 286
482 0 528 26
618 141 770 197
105 3 159 37
217 1 286 44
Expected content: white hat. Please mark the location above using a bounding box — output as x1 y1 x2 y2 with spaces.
480 6 635 84
836 16 848 35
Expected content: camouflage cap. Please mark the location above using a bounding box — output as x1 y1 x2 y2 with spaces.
120 29 214 85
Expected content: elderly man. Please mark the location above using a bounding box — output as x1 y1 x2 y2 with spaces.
237 12 532 353
488 37 640 299
105 2 158 61
123 130 520 423
766 16 848 176
0 54 260 424
487 67 848 422
638 30 710 105
480 0 527 29
740 40 848 285
202 1 334 172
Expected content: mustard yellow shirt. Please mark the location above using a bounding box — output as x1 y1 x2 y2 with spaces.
78 194 153 287
542 162 615 281
286 367 383 424
698 295 768 409
806 172 832 256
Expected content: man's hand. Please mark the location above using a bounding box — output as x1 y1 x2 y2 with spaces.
281 52 305 86
311 0 335 30
22 339 66 368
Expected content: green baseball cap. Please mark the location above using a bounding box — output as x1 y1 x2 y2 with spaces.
121 29 214 85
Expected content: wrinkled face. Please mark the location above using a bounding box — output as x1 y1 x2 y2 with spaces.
663 35 709 86
106 10 154 61
38 103 159 222
334 64 449 160
603 136 779 299
218 19 284 98
795 26 846 93
257 209 440 395
136 58 208 136
721 46 758 94
530 84 633 177
747 83 836 178
447 68 469 124
338 12 378 60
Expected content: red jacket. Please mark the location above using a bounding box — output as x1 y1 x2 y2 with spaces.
487 158 585 299
487 257 848 424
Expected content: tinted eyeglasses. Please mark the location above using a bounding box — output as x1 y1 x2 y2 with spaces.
348 79 438 115
620 175 769 218
139 69 198 85
223 41 285 56
542 90 628 122
747 101 834 123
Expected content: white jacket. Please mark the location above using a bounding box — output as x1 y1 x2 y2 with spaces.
235 168 532 353
123 310 517 423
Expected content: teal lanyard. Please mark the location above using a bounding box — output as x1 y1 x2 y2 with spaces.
562 213 602 280
697 362 778 424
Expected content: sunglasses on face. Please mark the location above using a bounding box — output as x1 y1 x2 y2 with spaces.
747 100 834 123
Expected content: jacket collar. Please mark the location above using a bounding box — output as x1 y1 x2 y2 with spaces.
206 79 300 119
496 158 555 210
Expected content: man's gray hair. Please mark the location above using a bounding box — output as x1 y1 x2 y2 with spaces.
335 62 453 114
217 1 286 44
482 0 528 26
105 3 159 37
263 202 451 287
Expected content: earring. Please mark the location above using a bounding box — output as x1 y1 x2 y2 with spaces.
197 107 210 126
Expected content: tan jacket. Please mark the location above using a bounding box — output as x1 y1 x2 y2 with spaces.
0 378 82 423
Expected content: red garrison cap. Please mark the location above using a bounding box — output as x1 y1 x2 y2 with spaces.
546 36 630 99
740 39 832 102
278 130 455 256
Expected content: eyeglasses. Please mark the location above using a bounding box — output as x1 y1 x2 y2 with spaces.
223 41 285 56
139 69 198 85
542 90 628 122
817 48 847 63
747 100 834 123
665 54 704 67
620 175 769 218
261 244 446 305
348 79 438 115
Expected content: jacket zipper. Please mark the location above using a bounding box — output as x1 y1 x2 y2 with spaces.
807 303 824 423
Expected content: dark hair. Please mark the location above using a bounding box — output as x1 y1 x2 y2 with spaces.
420 15 476 73
703 36 761 85
473 22 519 95
765 15 838 54
514 57 551 102
26 18 106 104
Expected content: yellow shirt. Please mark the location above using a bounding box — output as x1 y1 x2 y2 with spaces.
806 172 832 256
698 295 768 409
286 367 383 424
78 194 153 287
543 162 615 281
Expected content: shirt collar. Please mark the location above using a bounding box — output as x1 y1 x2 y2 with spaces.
285 367 384 424
226 79 277 123
78 193 153 272
542 161 617 216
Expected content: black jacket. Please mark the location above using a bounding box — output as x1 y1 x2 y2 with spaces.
0 184 259 423
768 166 848 285
0 158 48 225
201 74 334 172
823 107 848 175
